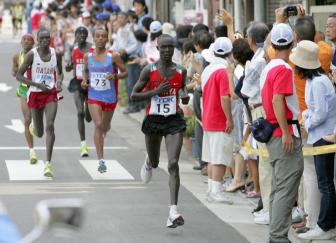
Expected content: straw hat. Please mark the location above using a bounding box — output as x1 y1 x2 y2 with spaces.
289 40 321 69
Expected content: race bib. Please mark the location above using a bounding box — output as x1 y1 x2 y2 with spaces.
90 72 111 91
36 73 54 89
76 64 84 79
149 95 176 116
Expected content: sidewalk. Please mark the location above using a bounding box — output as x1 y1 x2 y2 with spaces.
126 110 335 243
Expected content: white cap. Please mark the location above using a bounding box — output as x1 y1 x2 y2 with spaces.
82 11 91 18
213 37 232 55
271 23 293 46
162 23 176 37
150 21 162 33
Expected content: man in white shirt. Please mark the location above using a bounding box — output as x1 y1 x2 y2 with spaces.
112 12 140 113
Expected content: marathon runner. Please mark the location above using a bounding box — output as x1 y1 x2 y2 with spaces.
12 33 37 164
131 34 190 228
65 26 93 157
81 28 127 173
16 29 63 178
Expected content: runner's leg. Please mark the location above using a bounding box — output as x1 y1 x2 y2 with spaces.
44 101 58 162
20 97 33 148
88 103 104 159
101 110 114 136
74 90 85 141
165 132 183 205
31 108 44 137
145 134 163 168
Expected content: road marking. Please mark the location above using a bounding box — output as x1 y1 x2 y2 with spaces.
5 119 24 133
0 83 12 92
79 160 134 180
5 160 52 181
0 146 128 150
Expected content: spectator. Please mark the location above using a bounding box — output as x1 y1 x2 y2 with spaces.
133 0 149 31
200 37 234 204
326 13 336 82
241 21 270 225
260 23 303 243
290 40 336 240
112 12 141 114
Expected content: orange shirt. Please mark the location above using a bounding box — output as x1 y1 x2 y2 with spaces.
267 41 333 113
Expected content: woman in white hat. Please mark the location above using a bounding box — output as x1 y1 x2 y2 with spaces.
290 40 336 240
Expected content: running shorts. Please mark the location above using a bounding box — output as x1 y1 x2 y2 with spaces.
27 88 58 109
142 113 186 136
87 99 116 111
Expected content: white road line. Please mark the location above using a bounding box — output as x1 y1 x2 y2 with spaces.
5 160 52 181
79 160 134 180
0 146 128 150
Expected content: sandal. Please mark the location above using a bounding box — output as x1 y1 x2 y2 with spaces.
224 182 246 192
246 190 261 198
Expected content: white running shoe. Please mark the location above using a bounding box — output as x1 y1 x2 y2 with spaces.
291 207 305 224
166 208 184 228
140 156 152 184
298 225 336 240
207 191 233 204
254 210 270 225
253 209 268 218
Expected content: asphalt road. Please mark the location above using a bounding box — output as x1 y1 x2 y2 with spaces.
0 40 250 243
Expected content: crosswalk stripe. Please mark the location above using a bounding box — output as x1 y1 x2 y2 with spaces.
5 160 52 181
79 160 134 180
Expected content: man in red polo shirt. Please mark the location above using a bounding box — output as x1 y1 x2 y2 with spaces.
260 23 304 243
201 37 234 204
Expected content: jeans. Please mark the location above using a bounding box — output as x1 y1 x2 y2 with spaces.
313 138 336 231
126 63 141 110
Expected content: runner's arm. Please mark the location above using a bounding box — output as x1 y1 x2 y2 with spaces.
131 65 169 101
65 48 74 72
56 53 63 83
11 54 19 77
111 53 127 80
81 53 89 89
16 51 36 87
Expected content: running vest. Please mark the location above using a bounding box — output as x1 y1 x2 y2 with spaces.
146 63 183 116
72 45 94 80
88 52 117 104
18 51 32 87
30 47 57 92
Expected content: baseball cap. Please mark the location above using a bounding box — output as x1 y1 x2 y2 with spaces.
271 23 293 46
213 37 233 55
96 12 110 21
150 21 162 33
162 23 176 37
102 1 113 11
82 11 91 19
112 4 121 13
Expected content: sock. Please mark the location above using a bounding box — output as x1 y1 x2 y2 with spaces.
169 205 177 215
99 159 105 164
29 148 35 155
81 141 86 146
45 161 50 165
208 178 212 192
211 180 223 193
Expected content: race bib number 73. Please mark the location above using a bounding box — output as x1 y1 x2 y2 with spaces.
90 72 111 91
149 95 176 116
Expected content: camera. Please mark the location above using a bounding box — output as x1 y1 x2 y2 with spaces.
285 5 298 17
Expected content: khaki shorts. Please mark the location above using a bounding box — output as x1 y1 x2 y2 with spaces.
202 131 233 166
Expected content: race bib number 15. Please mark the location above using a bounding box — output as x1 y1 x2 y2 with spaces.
90 72 110 91
149 95 176 116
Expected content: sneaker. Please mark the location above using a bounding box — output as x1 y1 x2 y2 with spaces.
253 209 268 218
29 151 38 164
29 123 37 137
140 156 152 183
207 191 233 204
254 210 270 225
44 162 53 177
292 207 305 224
166 209 184 228
80 144 89 157
298 225 336 240
97 160 107 173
